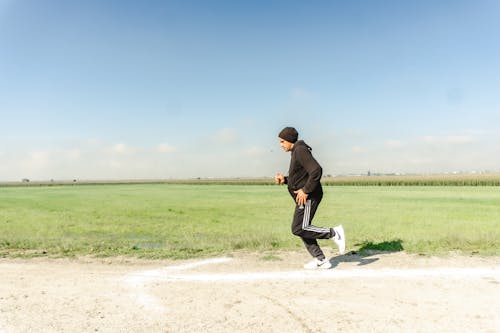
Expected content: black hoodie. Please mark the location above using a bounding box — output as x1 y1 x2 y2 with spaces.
285 140 323 198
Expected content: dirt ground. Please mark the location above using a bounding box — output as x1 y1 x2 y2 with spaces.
0 251 499 333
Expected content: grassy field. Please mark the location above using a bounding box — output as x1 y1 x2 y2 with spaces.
1 184 499 258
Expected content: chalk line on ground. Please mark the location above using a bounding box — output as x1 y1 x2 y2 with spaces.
123 257 499 313
152 266 500 282
123 257 233 312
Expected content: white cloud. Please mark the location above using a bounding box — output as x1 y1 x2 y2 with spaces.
1 127 499 182
317 129 500 176
419 134 478 145
156 143 176 153
66 149 81 160
105 143 137 155
351 146 366 153
384 140 406 148
29 151 50 168
420 136 437 144
444 135 478 145
111 143 127 154
6 151 53 180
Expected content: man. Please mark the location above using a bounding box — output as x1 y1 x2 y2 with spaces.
275 127 345 269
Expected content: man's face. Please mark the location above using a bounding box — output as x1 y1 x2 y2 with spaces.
279 138 294 152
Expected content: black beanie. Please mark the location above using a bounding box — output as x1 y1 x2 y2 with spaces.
278 127 298 143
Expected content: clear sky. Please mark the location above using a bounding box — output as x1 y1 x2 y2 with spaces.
1 0 499 181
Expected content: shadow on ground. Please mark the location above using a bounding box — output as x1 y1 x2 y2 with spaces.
329 239 404 268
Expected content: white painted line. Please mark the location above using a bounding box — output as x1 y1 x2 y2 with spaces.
123 257 499 313
161 257 233 271
124 257 232 285
123 257 233 313
152 267 500 282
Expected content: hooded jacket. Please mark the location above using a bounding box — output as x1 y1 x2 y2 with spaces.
285 140 323 198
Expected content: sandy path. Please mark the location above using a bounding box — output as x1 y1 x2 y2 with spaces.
0 252 499 333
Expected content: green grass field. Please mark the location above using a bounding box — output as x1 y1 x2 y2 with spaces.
1 184 499 258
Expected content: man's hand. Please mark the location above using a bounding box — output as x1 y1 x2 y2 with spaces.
293 189 308 206
275 173 285 185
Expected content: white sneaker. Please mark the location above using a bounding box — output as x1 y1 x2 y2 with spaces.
332 225 346 254
303 258 332 270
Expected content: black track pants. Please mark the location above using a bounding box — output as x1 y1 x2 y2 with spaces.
291 198 333 260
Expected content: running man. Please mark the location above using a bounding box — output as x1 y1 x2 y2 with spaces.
275 127 345 269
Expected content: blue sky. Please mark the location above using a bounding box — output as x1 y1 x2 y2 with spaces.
1 0 499 181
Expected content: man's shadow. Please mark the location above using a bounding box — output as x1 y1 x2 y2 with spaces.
329 239 404 268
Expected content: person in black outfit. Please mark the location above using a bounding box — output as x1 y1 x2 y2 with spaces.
275 127 345 269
